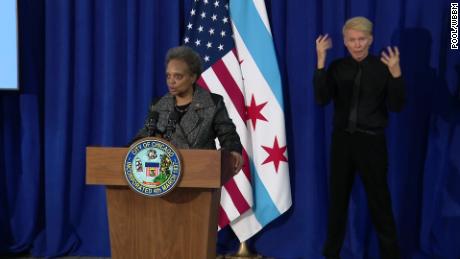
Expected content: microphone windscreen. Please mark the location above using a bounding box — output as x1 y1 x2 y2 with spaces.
150 111 159 121
146 111 160 136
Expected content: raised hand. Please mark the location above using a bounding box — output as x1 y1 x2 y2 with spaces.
316 34 332 69
381 46 401 78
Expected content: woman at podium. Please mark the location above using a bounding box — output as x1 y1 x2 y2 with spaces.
133 45 243 173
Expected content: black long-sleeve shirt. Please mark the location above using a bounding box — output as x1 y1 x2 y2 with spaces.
313 55 405 131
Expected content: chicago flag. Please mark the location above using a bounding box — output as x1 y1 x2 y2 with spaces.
184 0 291 241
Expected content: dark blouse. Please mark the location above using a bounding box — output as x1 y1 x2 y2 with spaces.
314 55 405 131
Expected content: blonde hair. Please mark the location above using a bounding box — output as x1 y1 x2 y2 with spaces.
342 16 373 35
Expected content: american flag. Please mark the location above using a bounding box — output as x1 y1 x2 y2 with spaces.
184 0 291 241
184 0 253 231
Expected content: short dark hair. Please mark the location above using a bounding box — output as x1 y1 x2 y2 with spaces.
165 46 203 77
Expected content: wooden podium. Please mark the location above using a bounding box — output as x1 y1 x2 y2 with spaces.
86 147 233 259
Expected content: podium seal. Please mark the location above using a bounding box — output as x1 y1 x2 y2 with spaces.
124 138 182 197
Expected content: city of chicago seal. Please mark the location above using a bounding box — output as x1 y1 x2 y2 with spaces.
124 138 182 197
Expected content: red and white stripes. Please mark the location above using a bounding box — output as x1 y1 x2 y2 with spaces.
198 50 254 230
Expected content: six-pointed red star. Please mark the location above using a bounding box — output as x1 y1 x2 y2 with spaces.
261 136 288 173
246 94 268 130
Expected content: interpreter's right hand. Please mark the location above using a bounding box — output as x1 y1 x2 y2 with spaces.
316 34 332 69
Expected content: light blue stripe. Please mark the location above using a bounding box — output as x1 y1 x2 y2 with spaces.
249 159 281 227
230 0 284 108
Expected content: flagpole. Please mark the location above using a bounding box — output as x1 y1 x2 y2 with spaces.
224 242 263 259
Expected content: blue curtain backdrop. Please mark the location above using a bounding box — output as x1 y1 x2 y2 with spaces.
0 0 458 258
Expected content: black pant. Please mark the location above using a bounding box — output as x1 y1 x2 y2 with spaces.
322 130 400 259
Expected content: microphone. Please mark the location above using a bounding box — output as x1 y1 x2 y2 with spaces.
164 111 179 141
145 111 159 136
129 111 160 145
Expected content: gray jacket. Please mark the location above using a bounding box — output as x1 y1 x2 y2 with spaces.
134 86 242 154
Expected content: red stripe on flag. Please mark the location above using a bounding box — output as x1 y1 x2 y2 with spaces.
224 178 251 214
197 77 209 91
198 65 252 228
199 71 251 181
211 60 246 122
218 205 230 228
241 148 251 181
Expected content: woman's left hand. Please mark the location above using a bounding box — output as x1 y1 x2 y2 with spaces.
230 151 243 173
